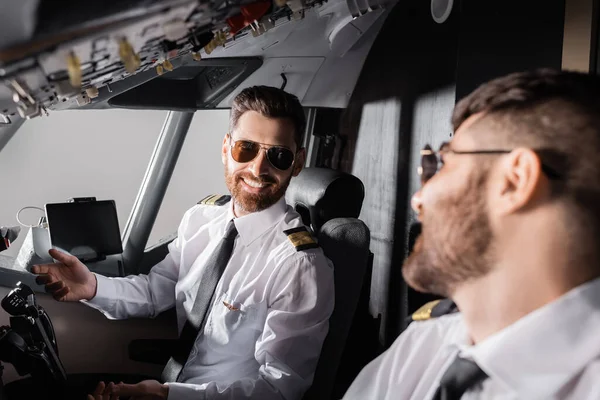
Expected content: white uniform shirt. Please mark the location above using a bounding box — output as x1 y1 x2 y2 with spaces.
85 197 334 400
343 277 600 400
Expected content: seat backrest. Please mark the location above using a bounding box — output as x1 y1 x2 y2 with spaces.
286 167 372 400
306 217 370 399
285 167 365 234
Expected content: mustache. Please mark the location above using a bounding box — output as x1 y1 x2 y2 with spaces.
236 173 277 185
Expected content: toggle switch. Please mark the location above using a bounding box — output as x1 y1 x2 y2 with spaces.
67 51 82 88
118 37 141 73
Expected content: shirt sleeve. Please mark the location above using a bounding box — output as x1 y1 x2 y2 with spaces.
165 251 335 400
82 207 196 319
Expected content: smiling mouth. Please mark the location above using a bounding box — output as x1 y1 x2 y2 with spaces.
241 177 271 190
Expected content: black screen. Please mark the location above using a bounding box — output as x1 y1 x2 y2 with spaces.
45 200 123 259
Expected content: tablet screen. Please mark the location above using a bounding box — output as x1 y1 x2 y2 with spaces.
44 200 123 259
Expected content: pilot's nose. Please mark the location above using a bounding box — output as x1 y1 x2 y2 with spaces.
248 149 271 177
411 190 423 216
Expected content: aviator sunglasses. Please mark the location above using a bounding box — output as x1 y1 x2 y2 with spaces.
229 135 296 171
419 142 562 183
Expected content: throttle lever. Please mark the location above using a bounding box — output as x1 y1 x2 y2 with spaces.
16 282 35 306
1 283 37 318
1 291 27 316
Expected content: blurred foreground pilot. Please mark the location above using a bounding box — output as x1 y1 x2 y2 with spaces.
343 69 600 400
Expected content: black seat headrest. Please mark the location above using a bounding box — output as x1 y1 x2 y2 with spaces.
285 168 365 233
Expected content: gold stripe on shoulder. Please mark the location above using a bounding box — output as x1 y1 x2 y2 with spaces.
198 194 231 206
283 227 319 251
198 194 213 204
205 195 223 205
198 194 218 205
412 300 442 321
288 231 316 247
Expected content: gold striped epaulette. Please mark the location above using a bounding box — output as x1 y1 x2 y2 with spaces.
411 298 458 322
197 194 231 206
283 226 319 251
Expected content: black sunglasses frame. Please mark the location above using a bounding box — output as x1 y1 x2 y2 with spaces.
419 142 562 182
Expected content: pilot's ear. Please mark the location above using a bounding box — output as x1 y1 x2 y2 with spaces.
493 148 547 215
292 148 306 177
222 133 230 165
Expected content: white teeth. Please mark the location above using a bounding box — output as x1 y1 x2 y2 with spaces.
243 178 266 188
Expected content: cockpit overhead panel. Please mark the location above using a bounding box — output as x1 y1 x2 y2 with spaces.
0 0 388 122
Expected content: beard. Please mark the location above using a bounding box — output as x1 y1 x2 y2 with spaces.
402 168 495 297
225 163 292 214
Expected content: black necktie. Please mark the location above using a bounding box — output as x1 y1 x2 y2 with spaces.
161 219 238 383
432 356 488 400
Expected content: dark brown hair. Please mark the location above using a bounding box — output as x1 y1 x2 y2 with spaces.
452 68 600 243
230 86 306 148
453 69 600 133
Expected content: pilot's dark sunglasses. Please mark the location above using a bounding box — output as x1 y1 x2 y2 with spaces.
230 137 296 171
419 142 561 183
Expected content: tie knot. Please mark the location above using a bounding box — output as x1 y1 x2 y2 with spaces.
436 356 488 399
223 219 238 240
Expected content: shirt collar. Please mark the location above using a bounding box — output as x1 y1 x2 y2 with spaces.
457 276 600 398
227 197 288 246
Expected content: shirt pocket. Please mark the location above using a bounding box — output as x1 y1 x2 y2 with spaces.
205 291 264 354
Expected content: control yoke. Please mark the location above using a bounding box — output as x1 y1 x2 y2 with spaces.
0 282 66 392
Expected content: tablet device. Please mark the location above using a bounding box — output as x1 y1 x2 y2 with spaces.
44 200 123 261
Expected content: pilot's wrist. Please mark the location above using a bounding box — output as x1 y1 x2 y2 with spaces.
161 383 169 399
86 273 98 301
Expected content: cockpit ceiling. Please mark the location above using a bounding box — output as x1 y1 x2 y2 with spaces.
0 0 393 125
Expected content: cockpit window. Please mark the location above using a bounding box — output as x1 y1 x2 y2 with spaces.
148 110 230 247
0 110 166 266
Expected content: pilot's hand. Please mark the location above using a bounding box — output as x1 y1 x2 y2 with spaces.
100 379 169 400
31 248 97 302
88 381 120 400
